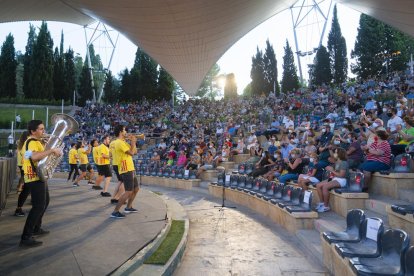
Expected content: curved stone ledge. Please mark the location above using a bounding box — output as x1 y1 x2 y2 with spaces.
140 175 200 190
371 172 414 199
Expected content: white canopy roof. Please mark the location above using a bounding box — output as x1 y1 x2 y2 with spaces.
1 0 413 95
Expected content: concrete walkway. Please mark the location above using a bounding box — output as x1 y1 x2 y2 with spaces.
0 179 167 276
145 186 327 276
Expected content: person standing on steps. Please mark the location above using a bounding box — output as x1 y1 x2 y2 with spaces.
67 143 79 182
20 120 62 247
94 136 112 197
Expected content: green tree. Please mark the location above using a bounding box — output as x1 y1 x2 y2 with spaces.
352 14 386 79
102 70 119 103
73 53 83 90
327 5 348 84
15 51 24 98
64 48 76 102
250 47 266 96
23 24 37 99
119 68 132 102
157 66 174 100
77 64 93 106
281 40 300 93
130 47 158 100
243 82 252 97
196 63 221 98
0 33 17 98
263 39 279 94
224 73 237 99
311 45 332 85
32 21 54 99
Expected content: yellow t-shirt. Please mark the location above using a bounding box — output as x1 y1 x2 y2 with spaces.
116 139 134 174
78 148 89 165
69 148 78 164
92 146 100 165
98 144 110 165
22 139 44 183
17 148 22 167
110 140 120 166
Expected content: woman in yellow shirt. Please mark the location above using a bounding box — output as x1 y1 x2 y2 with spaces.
72 140 92 187
67 143 79 182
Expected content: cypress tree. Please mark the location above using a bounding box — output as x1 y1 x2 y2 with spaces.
53 46 65 100
263 39 279 94
64 48 76 102
250 46 266 96
157 66 174 100
119 68 132 102
23 24 36 99
311 45 332 85
281 40 299 93
0 33 17 98
224 73 237 99
77 64 93 106
32 21 54 100
102 70 119 103
327 5 348 84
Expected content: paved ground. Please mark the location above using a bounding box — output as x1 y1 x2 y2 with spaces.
0 179 167 276
147 186 327 276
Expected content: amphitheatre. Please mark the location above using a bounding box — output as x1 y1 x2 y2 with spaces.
0 0 414 275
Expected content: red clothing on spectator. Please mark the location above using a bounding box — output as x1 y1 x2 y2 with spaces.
367 140 391 165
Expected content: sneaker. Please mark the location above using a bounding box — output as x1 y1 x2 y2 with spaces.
124 207 138 213
19 238 43 247
110 211 126 219
317 206 331 213
33 228 50 236
92 185 103 190
315 202 324 210
111 199 119 204
101 192 111 197
87 181 95 185
72 183 79 187
14 209 25 217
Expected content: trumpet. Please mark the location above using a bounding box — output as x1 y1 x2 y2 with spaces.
126 133 145 141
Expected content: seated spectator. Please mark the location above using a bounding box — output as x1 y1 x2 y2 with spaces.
150 151 161 166
214 144 230 167
278 148 304 184
297 153 322 190
316 125 333 169
186 150 201 170
196 150 215 177
267 136 278 155
263 150 285 181
391 116 414 156
166 154 174 166
346 132 363 170
249 151 275 177
315 148 349 212
176 150 188 168
230 135 245 160
295 115 311 133
359 130 391 191
303 138 317 157
246 131 258 151
281 115 294 133
386 108 403 135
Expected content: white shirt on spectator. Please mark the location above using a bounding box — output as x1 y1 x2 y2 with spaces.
387 116 403 132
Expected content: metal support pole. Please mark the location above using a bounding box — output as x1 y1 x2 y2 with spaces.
291 7 304 84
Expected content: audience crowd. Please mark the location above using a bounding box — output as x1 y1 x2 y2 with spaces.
64 71 414 213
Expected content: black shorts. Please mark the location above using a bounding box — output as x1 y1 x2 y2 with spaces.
113 165 122 182
121 171 139 191
79 164 87 172
98 164 112 177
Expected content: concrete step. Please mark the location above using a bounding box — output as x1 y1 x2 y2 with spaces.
313 211 346 234
365 194 411 218
296 229 324 268
398 188 414 203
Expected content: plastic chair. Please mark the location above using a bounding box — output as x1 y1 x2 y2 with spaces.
230 174 239 189
237 175 246 190
278 187 302 208
238 163 246 174
405 246 414 276
217 171 225 186
263 181 277 201
390 204 414 216
392 153 412 173
335 171 364 194
286 190 313 213
270 185 292 205
349 229 410 276
335 217 384 258
322 209 365 244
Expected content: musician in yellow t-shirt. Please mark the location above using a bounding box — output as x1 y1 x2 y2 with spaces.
72 140 92 187
94 136 112 197
20 120 62 247
109 138 125 204
110 125 138 219
67 143 79 182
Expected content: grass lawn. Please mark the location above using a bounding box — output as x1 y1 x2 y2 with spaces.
0 106 64 130
144 220 185 265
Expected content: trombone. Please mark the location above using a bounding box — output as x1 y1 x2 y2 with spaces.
126 133 145 141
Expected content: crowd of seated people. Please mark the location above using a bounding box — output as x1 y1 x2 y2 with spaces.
60 70 414 214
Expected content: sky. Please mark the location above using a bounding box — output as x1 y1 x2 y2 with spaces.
0 2 361 95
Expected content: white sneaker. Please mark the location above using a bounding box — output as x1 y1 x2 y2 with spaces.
317 206 331 213
315 202 324 210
